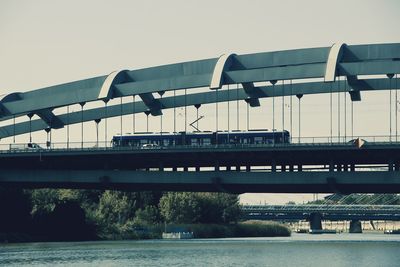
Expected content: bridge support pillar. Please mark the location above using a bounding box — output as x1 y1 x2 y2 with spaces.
388 161 394 172
329 161 334 172
309 212 322 231
271 161 276 172
336 164 342 172
215 163 220 171
298 165 302 172
350 164 355 172
349 220 362 233
343 164 348 172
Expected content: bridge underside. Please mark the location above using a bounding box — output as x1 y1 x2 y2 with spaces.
1 170 399 193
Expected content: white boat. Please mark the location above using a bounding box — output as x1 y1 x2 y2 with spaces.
162 232 194 239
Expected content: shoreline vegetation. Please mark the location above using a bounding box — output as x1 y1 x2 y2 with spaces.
0 188 290 243
98 221 291 240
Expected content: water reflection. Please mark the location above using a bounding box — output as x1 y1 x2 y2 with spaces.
1 234 400 267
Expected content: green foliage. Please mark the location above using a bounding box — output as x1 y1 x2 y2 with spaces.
159 192 241 224
134 205 161 225
2 187 250 241
159 192 202 224
162 222 291 238
30 189 60 216
236 221 291 237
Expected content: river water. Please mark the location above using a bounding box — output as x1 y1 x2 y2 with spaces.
1 233 399 267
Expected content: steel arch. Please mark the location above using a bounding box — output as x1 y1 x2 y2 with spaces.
0 42 399 139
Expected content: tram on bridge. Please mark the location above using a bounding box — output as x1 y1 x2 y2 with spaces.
112 130 290 147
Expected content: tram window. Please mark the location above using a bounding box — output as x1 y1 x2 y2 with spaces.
255 137 263 144
243 138 248 144
140 140 147 145
191 139 198 146
203 138 211 145
163 139 169 146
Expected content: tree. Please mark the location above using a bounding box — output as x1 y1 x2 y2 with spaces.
159 192 241 224
159 192 202 223
134 205 160 225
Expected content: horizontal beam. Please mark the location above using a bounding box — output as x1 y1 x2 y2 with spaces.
0 170 399 193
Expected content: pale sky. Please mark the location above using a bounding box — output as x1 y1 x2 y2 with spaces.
1 0 399 204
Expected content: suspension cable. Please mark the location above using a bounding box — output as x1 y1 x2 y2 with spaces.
216 88 218 143
174 90 176 133
67 105 70 148
351 95 354 140
132 95 135 134
338 76 341 142
237 83 239 130
390 76 392 142
272 81 275 145
296 94 303 143
28 114 32 143
185 89 187 133
396 74 398 141
160 93 163 136
246 99 249 131
228 84 230 141
104 100 108 146
344 77 347 140
330 82 333 143
80 103 85 148
290 80 293 142
13 115 15 143
282 80 285 142
120 97 123 144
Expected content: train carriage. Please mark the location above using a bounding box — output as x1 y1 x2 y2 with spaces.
112 130 290 148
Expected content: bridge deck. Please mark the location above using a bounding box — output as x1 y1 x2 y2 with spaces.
1 143 400 193
0 142 399 170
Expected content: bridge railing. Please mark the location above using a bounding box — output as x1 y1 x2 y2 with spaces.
1 134 400 153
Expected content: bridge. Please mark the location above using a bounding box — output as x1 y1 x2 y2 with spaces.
242 204 400 221
1 42 400 192
241 204 400 232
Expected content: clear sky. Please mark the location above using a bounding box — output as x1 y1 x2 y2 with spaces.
1 0 399 204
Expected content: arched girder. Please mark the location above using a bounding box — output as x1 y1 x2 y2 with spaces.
0 92 22 117
1 77 398 139
210 53 236 89
325 42 346 82
98 70 128 100
210 53 261 107
1 43 399 123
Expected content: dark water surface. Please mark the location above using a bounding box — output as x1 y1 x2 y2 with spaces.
1 233 399 267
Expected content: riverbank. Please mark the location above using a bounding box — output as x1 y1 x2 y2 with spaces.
98 221 291 240
1 221 290 243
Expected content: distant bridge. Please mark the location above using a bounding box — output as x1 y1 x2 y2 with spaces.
241 204 400 221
